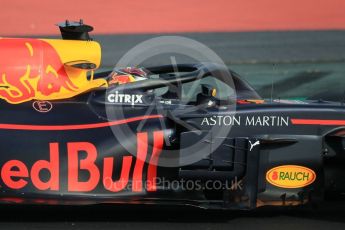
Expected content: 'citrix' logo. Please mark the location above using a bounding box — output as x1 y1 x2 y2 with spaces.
107 91 143 105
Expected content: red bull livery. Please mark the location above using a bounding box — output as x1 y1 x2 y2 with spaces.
0 21 344 210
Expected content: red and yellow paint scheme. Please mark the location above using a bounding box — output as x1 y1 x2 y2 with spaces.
0 38 107 104
108 67 148 85
0 23 345 210
237 99 265 105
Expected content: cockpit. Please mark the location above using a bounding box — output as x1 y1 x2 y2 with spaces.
103 63 261 107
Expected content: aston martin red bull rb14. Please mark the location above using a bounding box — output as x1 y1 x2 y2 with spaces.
0 21 344 210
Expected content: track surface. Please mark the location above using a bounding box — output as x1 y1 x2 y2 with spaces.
2 203 345 230
95 30 345 66
95 31 345 99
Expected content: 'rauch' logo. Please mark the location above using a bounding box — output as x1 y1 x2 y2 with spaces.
266 165 316 188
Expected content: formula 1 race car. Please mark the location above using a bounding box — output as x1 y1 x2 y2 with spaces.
0 21 344 210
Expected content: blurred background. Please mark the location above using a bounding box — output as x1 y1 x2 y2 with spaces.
1 0 345 35
1 0 345 99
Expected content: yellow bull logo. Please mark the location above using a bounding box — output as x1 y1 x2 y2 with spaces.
0 38 107 104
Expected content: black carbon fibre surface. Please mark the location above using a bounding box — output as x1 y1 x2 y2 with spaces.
3 31 345 229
